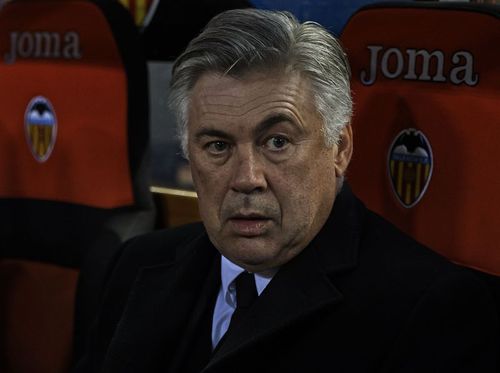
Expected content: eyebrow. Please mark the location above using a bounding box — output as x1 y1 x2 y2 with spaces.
194 128 234 142
253 114 299 137
193 114 300 141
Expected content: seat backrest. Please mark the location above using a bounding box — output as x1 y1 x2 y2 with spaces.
341 2 500 275
0 0 154 371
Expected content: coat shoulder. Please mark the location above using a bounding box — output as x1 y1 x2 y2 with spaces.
74 223 208 372
106 222 207 287
354 205 498 332
361 207 457 274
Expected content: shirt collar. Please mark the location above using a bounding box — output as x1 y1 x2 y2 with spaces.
220 255 277 303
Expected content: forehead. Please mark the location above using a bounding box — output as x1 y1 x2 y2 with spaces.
187 70 320 129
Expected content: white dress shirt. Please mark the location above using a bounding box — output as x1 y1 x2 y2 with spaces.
211 255 276 348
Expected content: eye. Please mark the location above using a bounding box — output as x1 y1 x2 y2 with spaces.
205 140 230 155
264 135 290 151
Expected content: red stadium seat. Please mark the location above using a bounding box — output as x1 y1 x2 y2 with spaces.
341 3 500 275
0 0 154 372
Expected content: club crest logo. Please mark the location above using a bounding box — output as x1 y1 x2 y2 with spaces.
120 0 158 26
24 96 57 162
388 128 433 208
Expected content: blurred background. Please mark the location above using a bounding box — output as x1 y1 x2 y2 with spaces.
113 0 499 190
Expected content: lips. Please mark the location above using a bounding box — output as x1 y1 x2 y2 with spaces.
228 213 272 236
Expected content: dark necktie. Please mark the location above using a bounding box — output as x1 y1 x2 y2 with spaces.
228 271 258 331
212 271 258 353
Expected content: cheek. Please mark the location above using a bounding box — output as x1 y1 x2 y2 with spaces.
190 161 228 222
272 165 315 219
276 152 336 223
190 155 222 190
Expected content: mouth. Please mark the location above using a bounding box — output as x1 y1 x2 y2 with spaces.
227 213 272 237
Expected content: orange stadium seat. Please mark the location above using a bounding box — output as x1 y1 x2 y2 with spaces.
341 3 500 275
0 0 154 372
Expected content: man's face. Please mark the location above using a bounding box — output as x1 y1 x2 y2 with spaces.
187 71 352 272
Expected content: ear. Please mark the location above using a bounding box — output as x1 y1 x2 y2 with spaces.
334 124 353 177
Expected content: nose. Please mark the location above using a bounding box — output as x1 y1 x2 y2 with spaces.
230 145 268 194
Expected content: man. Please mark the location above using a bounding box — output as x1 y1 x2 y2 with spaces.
76 9 498 373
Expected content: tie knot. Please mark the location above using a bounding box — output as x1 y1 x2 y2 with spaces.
234 271 257 309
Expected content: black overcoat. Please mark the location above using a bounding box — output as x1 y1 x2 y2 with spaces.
76 186 499 372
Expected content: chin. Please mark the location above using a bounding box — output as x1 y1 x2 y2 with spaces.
223 243 281 272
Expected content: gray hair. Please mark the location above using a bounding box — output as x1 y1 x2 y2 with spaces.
169 8 352 158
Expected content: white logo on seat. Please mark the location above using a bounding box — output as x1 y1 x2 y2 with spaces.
360 46 478 86
4 31 82 64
